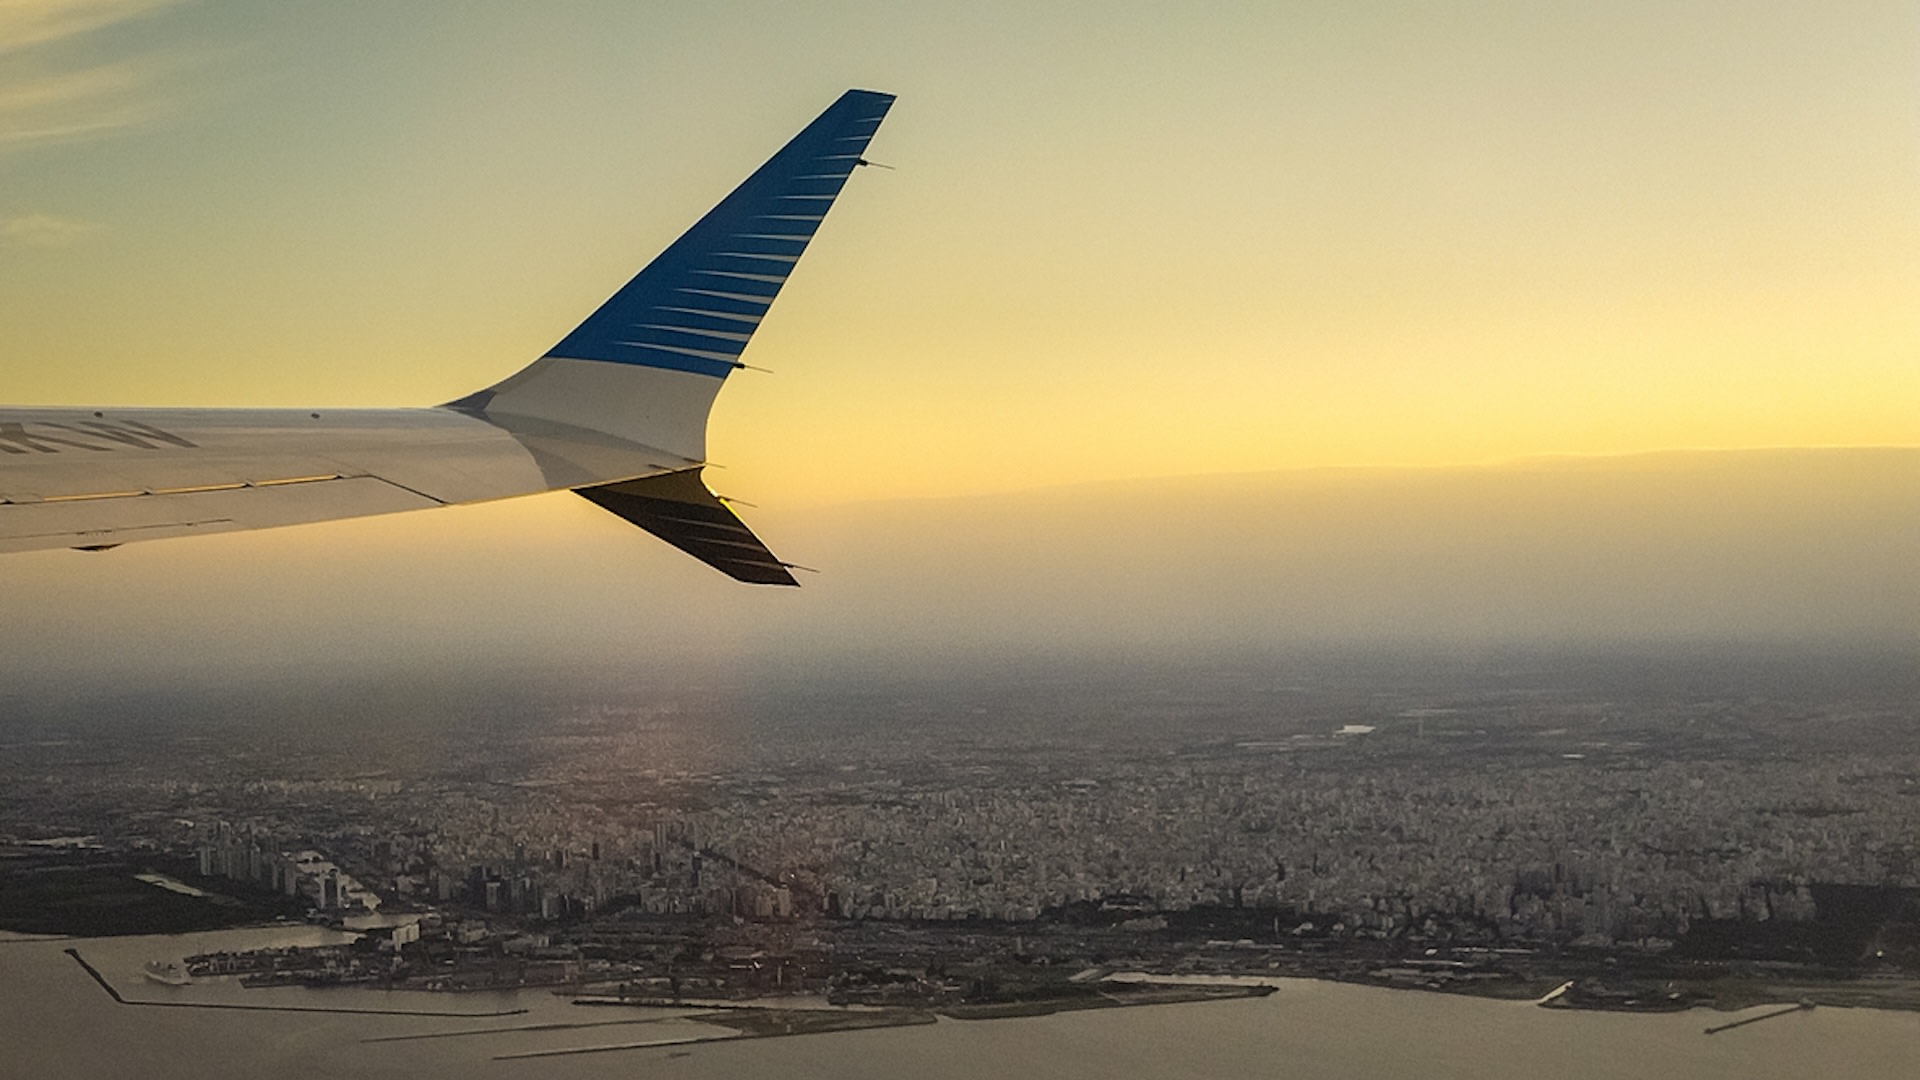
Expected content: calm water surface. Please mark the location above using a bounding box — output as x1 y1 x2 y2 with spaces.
2 927 1913 1079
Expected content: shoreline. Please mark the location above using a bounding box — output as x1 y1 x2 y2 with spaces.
10 929 1915 1080
25 914 1920 1020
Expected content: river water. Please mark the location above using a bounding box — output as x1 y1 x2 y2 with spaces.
1 926 1913 1079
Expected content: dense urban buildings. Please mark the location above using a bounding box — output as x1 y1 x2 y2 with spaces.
7 661 1915 978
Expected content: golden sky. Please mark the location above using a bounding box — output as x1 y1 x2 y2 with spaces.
2 1 1915 510
0 2 1916 695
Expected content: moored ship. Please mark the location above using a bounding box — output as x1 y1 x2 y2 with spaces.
143 960 191 987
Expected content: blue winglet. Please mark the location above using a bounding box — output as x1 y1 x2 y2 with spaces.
544 89 895 378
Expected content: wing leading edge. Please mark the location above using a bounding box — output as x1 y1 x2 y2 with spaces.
0 89 895 581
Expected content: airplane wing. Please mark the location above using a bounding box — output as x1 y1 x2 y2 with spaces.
0 89 896 583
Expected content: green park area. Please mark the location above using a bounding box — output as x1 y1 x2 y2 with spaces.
0 851 298 937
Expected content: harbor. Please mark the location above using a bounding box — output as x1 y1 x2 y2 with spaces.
4 926 1913 1079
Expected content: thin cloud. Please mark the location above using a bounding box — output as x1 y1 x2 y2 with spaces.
0 0 179 55
0 212 103 247
0 59 156 144
0 0 188 149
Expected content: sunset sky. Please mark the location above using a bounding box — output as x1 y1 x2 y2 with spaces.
5 1 1916 501
1 2 1915 692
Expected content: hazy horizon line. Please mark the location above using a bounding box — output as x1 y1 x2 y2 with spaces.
800 443 1920 510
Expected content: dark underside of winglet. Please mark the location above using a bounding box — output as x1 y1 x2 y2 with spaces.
576 469 799 586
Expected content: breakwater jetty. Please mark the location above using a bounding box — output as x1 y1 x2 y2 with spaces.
1704 1001 1814 1036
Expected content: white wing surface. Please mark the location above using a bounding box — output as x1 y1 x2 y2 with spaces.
0 89 896 584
